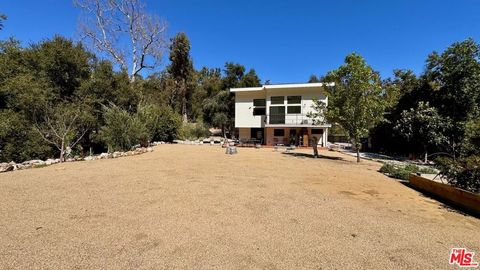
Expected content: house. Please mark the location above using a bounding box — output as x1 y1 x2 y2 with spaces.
230 83 332 147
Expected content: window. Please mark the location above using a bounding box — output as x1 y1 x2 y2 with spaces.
311 129 324 135
253 99 266 116
274 129 285 136
271 96 284 105
287 96 301 104
287 106 301 114
253 107 266 115
253 99 266 106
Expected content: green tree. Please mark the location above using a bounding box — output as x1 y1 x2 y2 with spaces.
310 53 386 162
99 105 147 152
394 102 449 162
426 38 480 157
167 33 195 122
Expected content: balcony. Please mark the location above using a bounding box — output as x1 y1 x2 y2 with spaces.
264 114 327 126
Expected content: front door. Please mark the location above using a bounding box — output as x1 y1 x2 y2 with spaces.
250 128 265 144
269 106 285 124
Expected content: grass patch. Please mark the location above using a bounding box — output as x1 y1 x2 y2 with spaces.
379 162 437 180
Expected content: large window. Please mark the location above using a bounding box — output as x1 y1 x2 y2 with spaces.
252 99 266 116
287 106 301 114
253 99 266 106
274 129 285 136
287 96 301 104
271 96 284 105
253 108 266 115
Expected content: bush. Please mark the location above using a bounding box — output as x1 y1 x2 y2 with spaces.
379 162 437 180
179 122 211 140
99 105 147 152
135 103 181 145
435 156 480 193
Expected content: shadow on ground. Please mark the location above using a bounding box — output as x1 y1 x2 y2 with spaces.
387 178 480 219
281 152 344 161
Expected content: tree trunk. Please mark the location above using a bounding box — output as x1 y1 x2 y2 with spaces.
356 148 360 163
182 97 188 123
60 140 65 163
311 136 318 158
424 151 428 163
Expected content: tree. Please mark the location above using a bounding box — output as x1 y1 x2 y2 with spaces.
310 53 386 162
0 13 6 30
34 103 90 162
75 0 167 82
426 38 480 157
394 102 449 162
167 33 195 122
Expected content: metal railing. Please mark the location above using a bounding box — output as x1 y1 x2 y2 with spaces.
265 114 319 125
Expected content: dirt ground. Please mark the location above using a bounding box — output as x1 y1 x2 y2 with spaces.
0 145 478 269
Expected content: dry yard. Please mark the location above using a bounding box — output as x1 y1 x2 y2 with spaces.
0 145 479 269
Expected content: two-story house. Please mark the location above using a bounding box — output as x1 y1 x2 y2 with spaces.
230 83 332 147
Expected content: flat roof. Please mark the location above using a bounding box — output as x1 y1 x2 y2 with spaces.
230 82 334 92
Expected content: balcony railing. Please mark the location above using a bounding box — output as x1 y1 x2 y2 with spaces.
265 114 324 125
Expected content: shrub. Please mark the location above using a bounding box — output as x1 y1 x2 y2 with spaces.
135 103 182 145
99 105 147 151
435 156 480 193
179 122 210 140
379 162 437 180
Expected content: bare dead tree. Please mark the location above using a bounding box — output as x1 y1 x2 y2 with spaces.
74 0 167 82
34 106 89 162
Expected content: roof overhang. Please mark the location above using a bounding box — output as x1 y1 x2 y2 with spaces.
230 82 334 92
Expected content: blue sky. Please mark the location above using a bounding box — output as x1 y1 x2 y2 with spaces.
1 0 480 83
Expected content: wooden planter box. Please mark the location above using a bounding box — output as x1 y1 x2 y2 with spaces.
409 174 480 215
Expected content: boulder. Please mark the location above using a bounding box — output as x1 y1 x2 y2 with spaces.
0 162 14 172
146 147 153 152
99 153 109 159
84 156 94 161
23 160 44 165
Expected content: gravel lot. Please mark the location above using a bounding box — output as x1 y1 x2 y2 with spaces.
0 145 478 269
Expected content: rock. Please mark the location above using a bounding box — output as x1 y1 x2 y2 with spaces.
0 162 14 172
84 156 94 161
146 147 153 152
15 164 26 170
45 160 53 165
23 159 44 165
66 158 75 162
112 152 122 158
99 153 109 159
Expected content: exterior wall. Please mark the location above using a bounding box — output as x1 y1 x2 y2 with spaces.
234 86 327 128
234 91 266 128
265 127 328 146
238 128 251 141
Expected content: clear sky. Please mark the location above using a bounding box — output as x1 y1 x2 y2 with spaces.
1 0 480 83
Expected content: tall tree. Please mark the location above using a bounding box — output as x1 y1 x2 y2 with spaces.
167 33 195 122
394 102 449 162
74 0 167 82
310 53 386 162
426 38 480 157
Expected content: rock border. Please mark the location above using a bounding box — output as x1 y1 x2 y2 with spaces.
0 146 155 173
